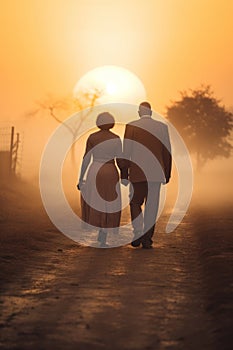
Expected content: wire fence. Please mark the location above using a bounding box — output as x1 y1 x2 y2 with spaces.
0 127 13 152
0 126 21 177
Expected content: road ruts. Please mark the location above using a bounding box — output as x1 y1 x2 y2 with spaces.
0 208 232 350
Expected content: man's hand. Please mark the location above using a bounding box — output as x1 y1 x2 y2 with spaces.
162 177 170 185
121 179 129 186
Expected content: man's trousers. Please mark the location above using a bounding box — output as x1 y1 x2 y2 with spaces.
129 181 161 243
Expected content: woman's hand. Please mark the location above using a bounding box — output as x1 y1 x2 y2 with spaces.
77 180 85 191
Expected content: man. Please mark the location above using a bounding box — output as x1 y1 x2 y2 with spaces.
122 102 172 249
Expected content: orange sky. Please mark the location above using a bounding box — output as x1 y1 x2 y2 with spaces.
1 0 233 123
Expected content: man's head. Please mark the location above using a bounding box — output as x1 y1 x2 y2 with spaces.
138 102 152 117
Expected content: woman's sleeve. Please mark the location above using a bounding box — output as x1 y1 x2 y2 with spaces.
116 138 128 179
79 136 93 181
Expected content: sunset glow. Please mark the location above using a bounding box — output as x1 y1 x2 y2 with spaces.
1 3 233 346
0 0 233 120
73 65 147 105
0 0 233 181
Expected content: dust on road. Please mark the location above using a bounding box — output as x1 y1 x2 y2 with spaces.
1 204 233 350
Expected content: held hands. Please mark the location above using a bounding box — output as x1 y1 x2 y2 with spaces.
121 179 129 186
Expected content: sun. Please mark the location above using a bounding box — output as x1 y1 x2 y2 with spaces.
73 65 147 105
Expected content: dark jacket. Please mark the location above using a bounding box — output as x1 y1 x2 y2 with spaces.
123 116 172 183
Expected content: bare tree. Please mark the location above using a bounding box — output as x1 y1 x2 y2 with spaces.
28 88 102 163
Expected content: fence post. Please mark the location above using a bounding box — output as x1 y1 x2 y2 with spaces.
12 132 20 174
9 126 14 174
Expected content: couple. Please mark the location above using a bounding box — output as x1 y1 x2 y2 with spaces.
77 102 172 248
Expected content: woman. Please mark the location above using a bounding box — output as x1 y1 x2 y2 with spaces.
77 112 125 247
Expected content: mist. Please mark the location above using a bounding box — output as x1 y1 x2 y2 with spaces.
1 111 233 221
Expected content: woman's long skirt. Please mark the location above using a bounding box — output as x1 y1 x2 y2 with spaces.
80 161 121 231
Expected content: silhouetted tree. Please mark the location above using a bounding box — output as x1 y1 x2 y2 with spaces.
166 86 233 169
28 89 102 163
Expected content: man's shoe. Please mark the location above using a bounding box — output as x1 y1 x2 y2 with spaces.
142 244 153 249
100 242 109 248
131 232 142 247
131 238 141 247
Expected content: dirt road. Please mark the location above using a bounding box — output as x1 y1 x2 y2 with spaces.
0 204 233 350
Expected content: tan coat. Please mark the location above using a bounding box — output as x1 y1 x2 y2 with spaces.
80 130 125 229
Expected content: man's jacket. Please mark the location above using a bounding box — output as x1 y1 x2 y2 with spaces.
123 116 172 183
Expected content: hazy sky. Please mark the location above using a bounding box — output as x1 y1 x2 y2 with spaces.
1 0 233 122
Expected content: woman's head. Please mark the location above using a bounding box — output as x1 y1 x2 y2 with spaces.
96 112 115 130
